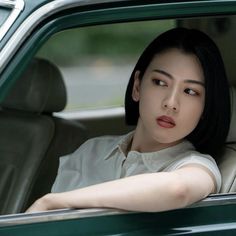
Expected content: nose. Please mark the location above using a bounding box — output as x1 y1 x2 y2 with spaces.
162 89 179 112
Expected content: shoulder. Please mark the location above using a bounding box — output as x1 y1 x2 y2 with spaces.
169 140 218 166
57 134 123 170
168 146 222 192
62 132 130 161
77 133 127 153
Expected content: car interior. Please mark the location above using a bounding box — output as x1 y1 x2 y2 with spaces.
0 15 236 215
0 58 88 214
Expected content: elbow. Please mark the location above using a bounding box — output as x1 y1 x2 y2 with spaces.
144 181 191 212
169 181 190 208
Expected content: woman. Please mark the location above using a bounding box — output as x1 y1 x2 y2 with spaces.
27 28 230 213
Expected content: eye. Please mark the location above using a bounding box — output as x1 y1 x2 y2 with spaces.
184 88 199 96
152 79 167 87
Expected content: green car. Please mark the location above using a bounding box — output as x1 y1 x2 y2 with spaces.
0 0 236 235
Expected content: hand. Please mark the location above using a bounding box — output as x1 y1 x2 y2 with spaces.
25 194 52 213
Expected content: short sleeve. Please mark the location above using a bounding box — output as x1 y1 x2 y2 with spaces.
165 152 222 193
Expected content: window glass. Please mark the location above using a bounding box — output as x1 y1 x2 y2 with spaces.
36 20 175 112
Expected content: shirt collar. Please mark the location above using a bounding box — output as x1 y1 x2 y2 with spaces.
103 131 134 160
103 131 195 171
141 140 195 172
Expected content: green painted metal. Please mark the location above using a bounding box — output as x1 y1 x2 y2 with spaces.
0 1 236 234
1 203 236 235
0 0 50 48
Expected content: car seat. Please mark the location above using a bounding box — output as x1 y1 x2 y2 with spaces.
218 86 236 193
0 58 87 214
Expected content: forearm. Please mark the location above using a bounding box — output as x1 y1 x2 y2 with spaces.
44 173 184 212
27 169 211 213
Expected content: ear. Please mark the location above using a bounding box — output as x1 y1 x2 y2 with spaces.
132 71 141 102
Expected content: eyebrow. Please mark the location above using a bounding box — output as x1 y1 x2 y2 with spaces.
153 69 205 87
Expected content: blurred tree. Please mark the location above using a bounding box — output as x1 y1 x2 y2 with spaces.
37 20 175 66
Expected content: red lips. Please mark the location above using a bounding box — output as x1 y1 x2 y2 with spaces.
157 116 176 128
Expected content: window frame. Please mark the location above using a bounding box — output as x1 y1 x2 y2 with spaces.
0 0 25 41
0 0 236 224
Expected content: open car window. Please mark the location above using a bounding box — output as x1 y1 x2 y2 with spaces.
14 14 236 197
0 0 236 235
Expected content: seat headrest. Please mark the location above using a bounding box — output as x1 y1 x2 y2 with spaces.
2 58 66 113
227 86 236 142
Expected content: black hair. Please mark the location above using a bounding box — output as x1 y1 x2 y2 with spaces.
125 27 230 158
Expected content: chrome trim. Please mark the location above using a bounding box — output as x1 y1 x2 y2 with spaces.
0 0 234 74
188 193 236 208
0 0 19 8
0 0 25 41
54 107 125 120
0 208 129 227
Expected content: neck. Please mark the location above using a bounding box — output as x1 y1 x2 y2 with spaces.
131 120 182 153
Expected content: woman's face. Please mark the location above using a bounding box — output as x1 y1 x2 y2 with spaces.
132 48 205 147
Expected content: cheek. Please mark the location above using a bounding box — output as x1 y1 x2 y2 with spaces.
184 99 205 127
139 89 162 110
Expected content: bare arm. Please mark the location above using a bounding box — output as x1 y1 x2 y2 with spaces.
26 165 215 213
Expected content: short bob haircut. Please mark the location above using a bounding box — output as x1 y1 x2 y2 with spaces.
125 27 230 158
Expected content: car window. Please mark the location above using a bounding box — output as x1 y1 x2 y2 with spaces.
36 20 175 114
2 3 236 235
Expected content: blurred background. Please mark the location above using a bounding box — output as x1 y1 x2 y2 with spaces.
36 20 175 112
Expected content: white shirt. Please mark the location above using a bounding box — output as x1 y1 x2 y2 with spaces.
52 131 221 193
